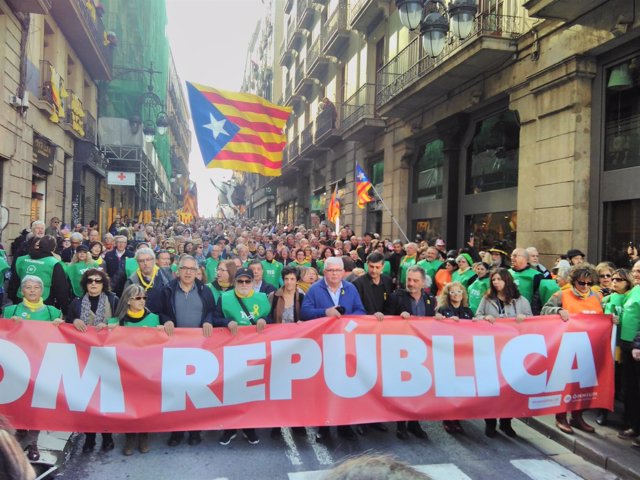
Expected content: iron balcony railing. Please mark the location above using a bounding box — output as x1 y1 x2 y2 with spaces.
341 83 377 132
315 107 338 138
307 36 322 69
282 143 290 165
39 60 56 107
294 62 305 89
284 81 292 102
84 110 97 142
297 0 313 25
324 2 348 47
301 122 314 151
289 135 300 160
350 0 371 21
376 13 525 107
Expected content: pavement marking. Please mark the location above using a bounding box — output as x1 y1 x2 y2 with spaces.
281 427 303 466
413 463 472 480
305 430 334 466
288 472 325 480
511 459 583 480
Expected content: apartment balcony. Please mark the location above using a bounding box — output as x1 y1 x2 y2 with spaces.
307 36 332 82
282 144 290 166
285 0 294 14
5 0 51 14
61 90 85 139
349 0 388 34
341 83 386 142
314 107 341 148
376 13 525 117
323 2 351 57
36 60 56 114
286 23 306 52
289 135 301 164
84 110 97 143
50 0 113 80
297 0 318 31
283 80 293 105
300 122 315 155
280 38 294 68
523 0 608 21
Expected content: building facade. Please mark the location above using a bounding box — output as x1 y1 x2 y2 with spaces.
255 0 640 265
0 0 113 243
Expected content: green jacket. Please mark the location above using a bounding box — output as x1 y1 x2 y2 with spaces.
125 257 138 278
261 259 283 287
399 256 417 286
452 268 476 289
417 259 443 282
509 267 542 303
467 276 490 314
539 279 561 306
15 255 60 301
620 286 640 342
220 289 271 326
205 257 221 283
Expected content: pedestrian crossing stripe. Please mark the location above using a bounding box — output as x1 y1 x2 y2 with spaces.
287 460 585 480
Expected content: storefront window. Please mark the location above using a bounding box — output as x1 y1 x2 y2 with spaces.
414 139 443 201
602 199 640 265
604 55 640 171
465 210 517 253
466 110 519 194
413 218 442 243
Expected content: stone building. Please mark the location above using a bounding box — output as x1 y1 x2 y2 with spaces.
256 0 640 264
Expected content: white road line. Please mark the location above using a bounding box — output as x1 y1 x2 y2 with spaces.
306 430 334 466
281 427 303 466
511 459 584 480
413 463 472 480
287 472 325 480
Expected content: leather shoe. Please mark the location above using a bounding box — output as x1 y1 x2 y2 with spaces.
188 431 202 445
101 435 114 451
407 423 428 439
555 419 574 434
499 423 517 438
596 410 608 426
82 438 96 453
355 425 367 436
570 416 595 433
26 445 40 462
315 427 330 443
618 428 637 439
167 432 184 446
396 429 409 440
370 422 389 432
485 425 497 438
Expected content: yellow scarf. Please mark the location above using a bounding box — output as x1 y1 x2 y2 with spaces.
23 298 44 311
401 254 416 265
235 289 254 299
127 308 145 319
137 265 159 290
217 279 231 289
297 281 311 293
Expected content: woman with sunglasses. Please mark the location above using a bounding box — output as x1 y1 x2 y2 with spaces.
109 284 160 455
542 264 603 435
435 281 474 434
595 262 616 297
67 268 119 453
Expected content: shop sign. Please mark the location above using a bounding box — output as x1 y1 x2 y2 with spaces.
33 134 55 175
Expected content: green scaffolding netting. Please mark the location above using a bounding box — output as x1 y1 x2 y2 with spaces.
101 0 172 177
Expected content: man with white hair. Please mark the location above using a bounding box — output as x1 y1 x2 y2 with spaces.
526 246 551 279
509 248 543 314
301 256 366 442
123 247 172 314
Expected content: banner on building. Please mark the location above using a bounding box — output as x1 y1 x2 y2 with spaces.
0 315 614 432
107 171 136 186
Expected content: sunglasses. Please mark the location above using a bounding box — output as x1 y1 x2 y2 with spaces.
612 277 626 282
576 281 593 287
449 290 464 295
132 296 147 301
600 274 612 278
87 278 103 284
236 279 252 284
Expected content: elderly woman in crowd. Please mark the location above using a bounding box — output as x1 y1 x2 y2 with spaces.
542 264 603 435
3 275 64 461
208 259 237 303
67 268 119 452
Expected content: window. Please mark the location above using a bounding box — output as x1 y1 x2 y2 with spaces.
602 199 640 265
466 110 519 194
465 210 516 253
414 139 444 201
604 55 640 171
414 218 442 243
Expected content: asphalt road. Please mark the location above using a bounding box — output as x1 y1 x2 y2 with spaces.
58 419 615 480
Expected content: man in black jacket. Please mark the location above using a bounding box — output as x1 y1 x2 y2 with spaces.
160 255 215 447
384 265 435 441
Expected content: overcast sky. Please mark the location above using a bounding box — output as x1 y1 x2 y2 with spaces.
165 0 264 216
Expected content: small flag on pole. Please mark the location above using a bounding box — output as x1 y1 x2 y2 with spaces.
327 183 340 225
186 81 292 177
355 163 374 208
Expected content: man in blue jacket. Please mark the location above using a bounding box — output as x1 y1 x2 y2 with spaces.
300 256 366 442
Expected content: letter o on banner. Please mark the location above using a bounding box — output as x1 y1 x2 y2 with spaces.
0 339 31 404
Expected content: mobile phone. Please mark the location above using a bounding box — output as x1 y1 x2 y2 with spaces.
336 306 345 314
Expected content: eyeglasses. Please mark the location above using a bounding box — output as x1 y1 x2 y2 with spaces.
236 279 252 284
87 278 103 284
179 266 197 272
612 277 626 282
600 274 612 278
131 296 147 301
324 269 343 273
449 290 464 295
576 281 593 287
217 268 228 272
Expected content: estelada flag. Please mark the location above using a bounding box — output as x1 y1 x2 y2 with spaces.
327 184 340 224
186 82 292 176
355 163 374 208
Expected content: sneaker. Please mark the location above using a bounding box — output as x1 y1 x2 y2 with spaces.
244 429 259 445
218 430 237 446
618 428 637 439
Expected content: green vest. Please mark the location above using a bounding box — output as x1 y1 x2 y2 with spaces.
0 250 9 278
603 292 627 316
539 279 561 306
125 257 138 278
290 260 311 269
364 261 391 277
220 289 271 326
620 286 640 342
399 256 417 286
108 312 160 328
171 264 178 273
467 277 490 314
3 303 61 321
15 255 60 301
509 267 541 303
417 259 443 282
67 261 99 297
452 268 476 288
261 259 283 287
208 283 231 304
205 257 221 283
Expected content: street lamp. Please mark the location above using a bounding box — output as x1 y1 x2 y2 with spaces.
396 0 478 58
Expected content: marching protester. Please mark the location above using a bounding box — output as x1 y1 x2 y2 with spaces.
122 247 172 314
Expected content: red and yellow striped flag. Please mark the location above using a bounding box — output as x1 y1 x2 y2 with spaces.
187 82 292 177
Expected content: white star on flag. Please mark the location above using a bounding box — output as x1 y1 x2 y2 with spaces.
203 113 229 139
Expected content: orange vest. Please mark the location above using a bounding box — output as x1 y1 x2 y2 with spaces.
560 290 603 314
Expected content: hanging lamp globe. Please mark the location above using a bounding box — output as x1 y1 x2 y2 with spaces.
156 112 169 136
420 11 449 58
448 0 477 39
396 0 425 31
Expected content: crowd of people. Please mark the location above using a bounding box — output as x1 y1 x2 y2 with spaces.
0 214 639 462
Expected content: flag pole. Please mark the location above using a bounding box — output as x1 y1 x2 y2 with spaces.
368 182 410 243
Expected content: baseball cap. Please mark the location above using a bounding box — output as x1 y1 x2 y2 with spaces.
435 239 446 246
235 267 254 280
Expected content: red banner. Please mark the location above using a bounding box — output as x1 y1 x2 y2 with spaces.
0 315 614 433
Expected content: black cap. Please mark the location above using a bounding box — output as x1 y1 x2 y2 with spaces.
235 267 254 280
76 244 90 252
566 249 585 260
